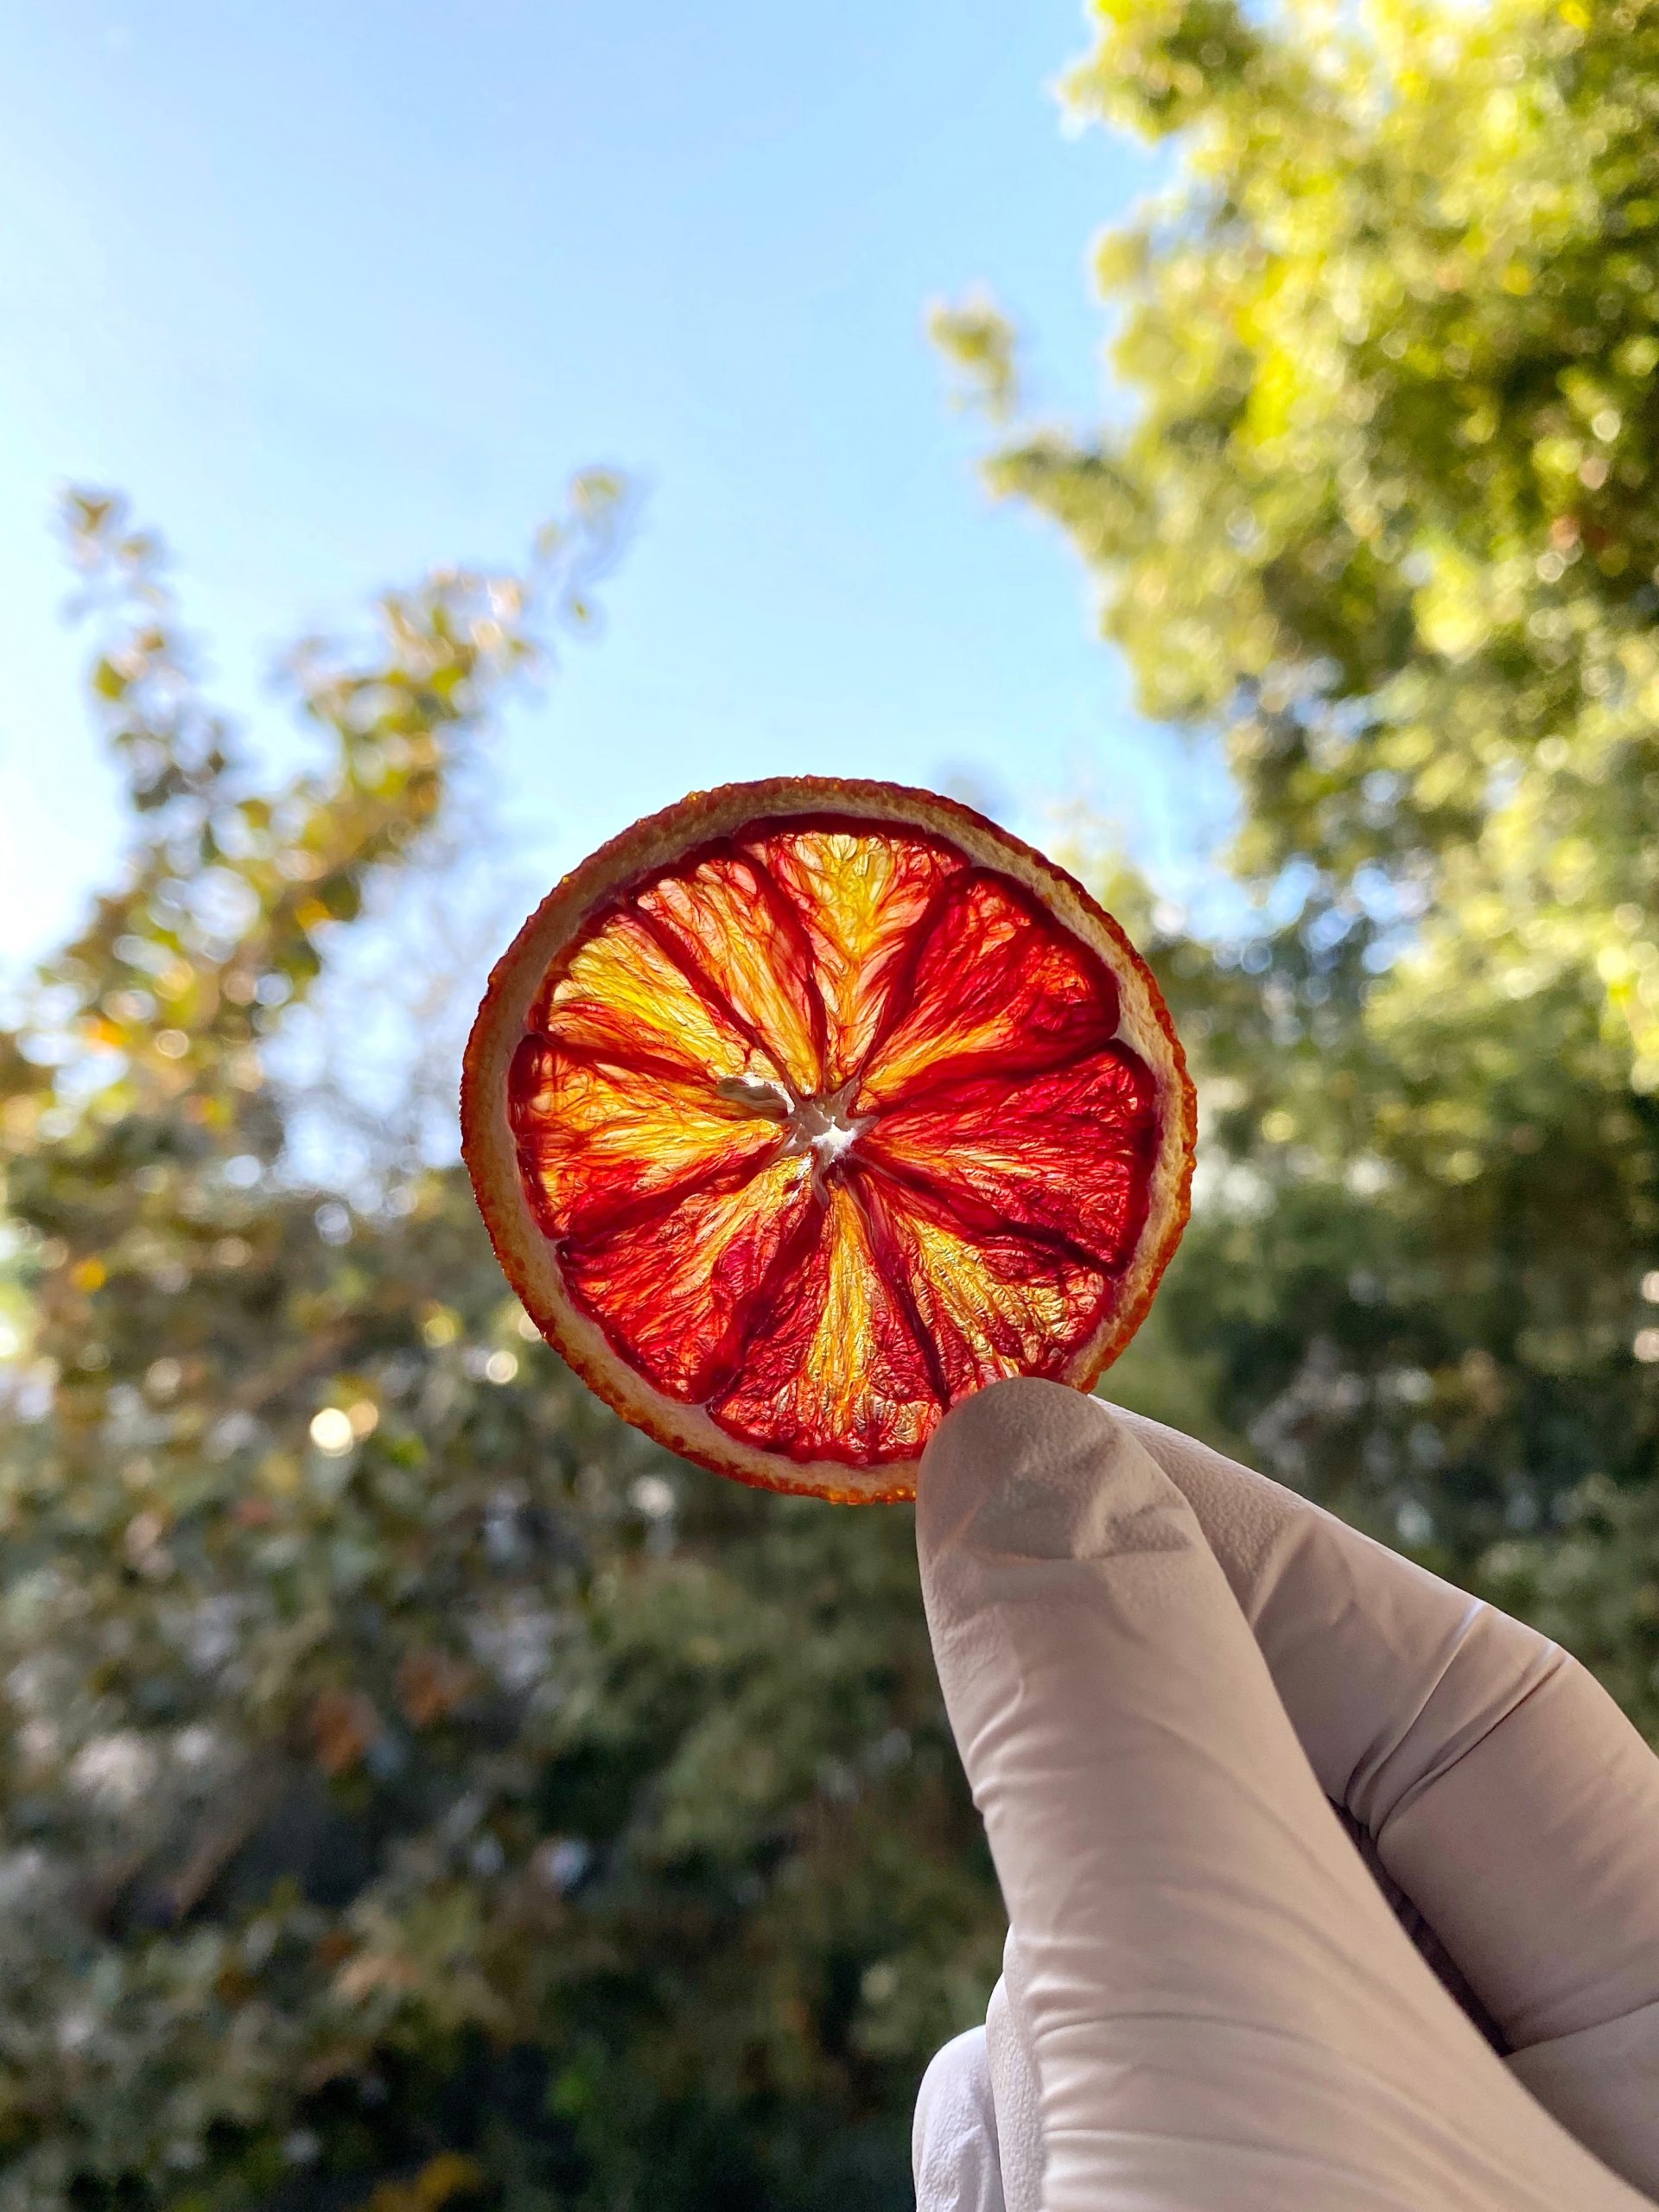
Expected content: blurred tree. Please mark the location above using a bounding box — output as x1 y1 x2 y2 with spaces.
0 494 997 2209
12 3 1659 2198
938 0 1659 1623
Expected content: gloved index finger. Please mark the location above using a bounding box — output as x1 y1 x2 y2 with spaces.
1114 1404 1659 2186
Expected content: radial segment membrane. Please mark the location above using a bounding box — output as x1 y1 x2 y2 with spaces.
862 1046 1158 1270
709 1178 941 1462
855 869 1122 1109
855 1167 1110 1400
636 849 825 1095
509 1033 779 1242
536 908 771 1088
741 824 965 1089
562 1151 819 1404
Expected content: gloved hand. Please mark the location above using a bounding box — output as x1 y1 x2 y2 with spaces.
910 1379 1659 2211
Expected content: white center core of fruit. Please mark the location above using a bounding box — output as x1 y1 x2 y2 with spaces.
788 1092 864 1168
718 1073 869 1176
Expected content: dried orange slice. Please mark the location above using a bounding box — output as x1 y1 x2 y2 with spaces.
461 778 1195 1503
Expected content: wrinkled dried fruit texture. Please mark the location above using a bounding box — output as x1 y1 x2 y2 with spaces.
508 819 1160 1465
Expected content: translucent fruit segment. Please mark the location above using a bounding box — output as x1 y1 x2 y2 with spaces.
508 1033 779 1242
854 870 1122 1109
861 1046 1157 1271
562 1151 818 1404
510 815 1171 1468
709 1179 940 1461
636 849 825 1096
536 908 769 1088
855 1169 1110 1401
741 826 965 1089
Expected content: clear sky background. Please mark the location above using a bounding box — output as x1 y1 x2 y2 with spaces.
0 2 1227 995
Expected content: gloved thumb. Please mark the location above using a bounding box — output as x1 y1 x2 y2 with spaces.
916 1377 1647 2211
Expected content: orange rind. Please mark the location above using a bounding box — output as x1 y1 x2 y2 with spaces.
461 777 1195 1502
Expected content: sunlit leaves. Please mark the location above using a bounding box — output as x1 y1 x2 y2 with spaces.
944 0 1659 1606
960 0 1659 939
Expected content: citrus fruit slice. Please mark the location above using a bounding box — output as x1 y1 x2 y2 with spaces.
461 777 1195 1503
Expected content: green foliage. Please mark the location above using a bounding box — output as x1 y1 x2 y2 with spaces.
0 494 996 2208
927 294 1020 423
943 0 1659 1607
11 5 1659 2198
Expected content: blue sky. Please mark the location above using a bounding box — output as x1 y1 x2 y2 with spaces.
0 2 1227 988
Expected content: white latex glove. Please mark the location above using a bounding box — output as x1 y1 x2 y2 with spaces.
911 1379 1659 2211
